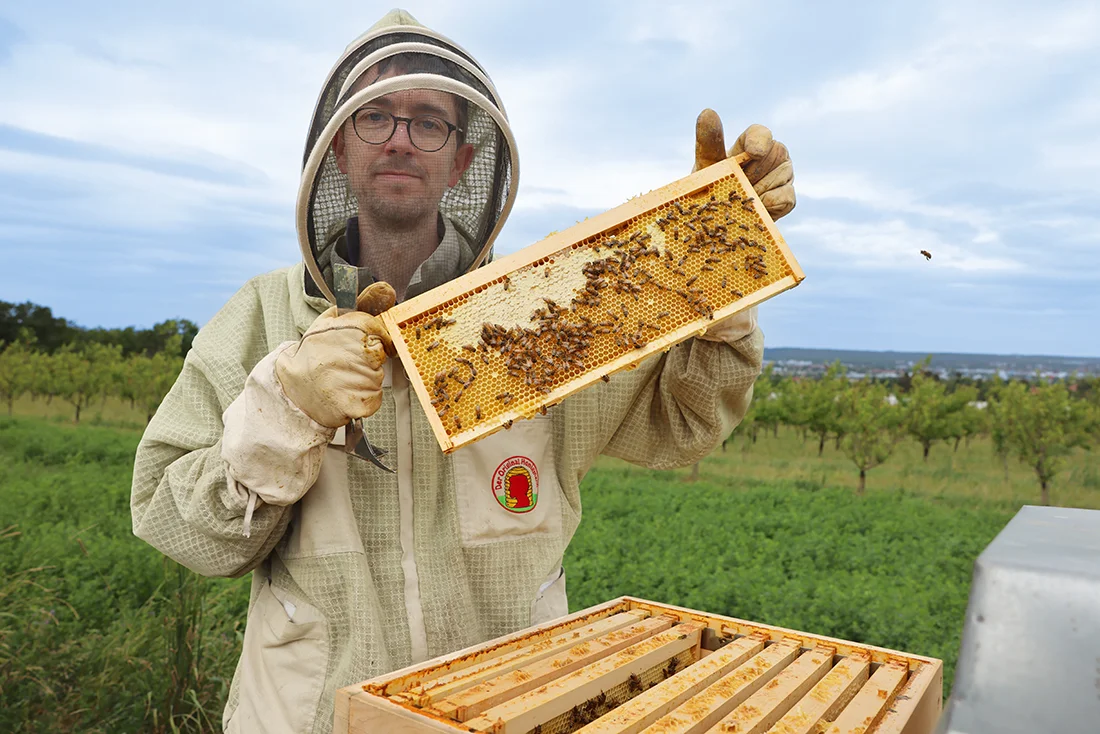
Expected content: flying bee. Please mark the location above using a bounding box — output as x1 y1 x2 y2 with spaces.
920 250 932 260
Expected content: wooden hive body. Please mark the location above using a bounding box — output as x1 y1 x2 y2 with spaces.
383 154 805 453
335 597 942 734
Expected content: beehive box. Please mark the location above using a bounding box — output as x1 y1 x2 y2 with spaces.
383 153 804 453
335 597 942 734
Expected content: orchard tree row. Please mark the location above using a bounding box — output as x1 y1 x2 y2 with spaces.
729 359 1100 505
0 339 184 424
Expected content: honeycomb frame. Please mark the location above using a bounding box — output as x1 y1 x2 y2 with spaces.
335 596 943 734
383 153 805 454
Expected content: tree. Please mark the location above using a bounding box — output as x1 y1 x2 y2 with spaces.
902 357 964 461
50 343 123 423
942 384 980 452
0 342 37 415
802 362 848 457
123 337 185 423
836 378 905 494
991 378 1095 505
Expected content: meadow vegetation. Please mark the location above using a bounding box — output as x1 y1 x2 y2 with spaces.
0 353 1097 732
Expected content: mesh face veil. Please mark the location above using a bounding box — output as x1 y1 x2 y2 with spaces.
297 11 519 304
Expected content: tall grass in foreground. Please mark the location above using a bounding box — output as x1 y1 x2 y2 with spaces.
4 415 1094 730
0 417 248 733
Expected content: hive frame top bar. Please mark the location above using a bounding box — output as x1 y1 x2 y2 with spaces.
383 153 805 453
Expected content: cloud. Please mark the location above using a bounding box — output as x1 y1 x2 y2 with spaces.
785 217 1023 272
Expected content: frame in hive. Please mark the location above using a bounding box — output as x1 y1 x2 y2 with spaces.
382 153 805 453
335 597 943 734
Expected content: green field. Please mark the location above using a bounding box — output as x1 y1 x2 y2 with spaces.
1 413 1094 732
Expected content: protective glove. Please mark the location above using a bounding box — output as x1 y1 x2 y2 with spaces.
692 110 786 344
692 109 795 220
274 281 397 428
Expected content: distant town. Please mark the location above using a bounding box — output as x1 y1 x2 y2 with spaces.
763 347 1100 382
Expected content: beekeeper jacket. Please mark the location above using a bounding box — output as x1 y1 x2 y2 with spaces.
130 234 764 734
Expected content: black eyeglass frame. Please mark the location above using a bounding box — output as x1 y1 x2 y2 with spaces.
351 108 464 152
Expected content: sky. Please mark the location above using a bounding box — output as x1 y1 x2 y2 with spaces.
0 1 1098 357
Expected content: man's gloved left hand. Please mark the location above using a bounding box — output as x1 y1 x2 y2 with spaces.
692 109 795 219
691 109 794 344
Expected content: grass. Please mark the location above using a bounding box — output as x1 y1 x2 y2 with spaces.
2 413 1093 730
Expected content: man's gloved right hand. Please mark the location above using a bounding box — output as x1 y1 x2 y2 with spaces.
275 282 397 428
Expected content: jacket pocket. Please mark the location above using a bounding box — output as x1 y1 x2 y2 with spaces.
450 415 563 547
225 581 328 734
279 445 365 560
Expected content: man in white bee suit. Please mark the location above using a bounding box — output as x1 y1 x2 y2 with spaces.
130 8 796 733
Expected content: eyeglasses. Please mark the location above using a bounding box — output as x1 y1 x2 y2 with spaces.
351 108 463 152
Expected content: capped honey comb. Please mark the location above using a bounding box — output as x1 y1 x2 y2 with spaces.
383 154 805 453
335 597 943 734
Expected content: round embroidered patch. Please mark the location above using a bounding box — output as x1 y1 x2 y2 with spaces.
492 456 539 513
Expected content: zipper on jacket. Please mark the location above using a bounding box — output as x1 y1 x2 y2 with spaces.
392 361 429 662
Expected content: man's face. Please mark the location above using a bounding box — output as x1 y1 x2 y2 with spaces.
333 66 474 230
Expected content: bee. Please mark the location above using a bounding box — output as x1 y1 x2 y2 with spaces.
920 250 932 260
664 657 679 679
415 327 421 340
437 405 449 418
480 353 490 365
685 275 698 287
441 318 456 327
721 276 727 289
545 267 552 278
475 405 482 420
426 340 441 351
754 223 766 232
628 673 643 693
504 419 514 429
739 223 750 231
656 311 669 319
621 304 629 317
701 265 714 272
462 344 476 353
454 416 462 430
601 374 610 383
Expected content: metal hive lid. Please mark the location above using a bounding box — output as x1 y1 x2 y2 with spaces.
938 505 1100 734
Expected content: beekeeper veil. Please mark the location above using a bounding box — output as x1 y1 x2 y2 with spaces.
297 9 518 304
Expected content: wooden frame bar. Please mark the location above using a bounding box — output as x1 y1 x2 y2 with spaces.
575 633 768 734
637 638 802 734
464 622 706 733
710 646 836 733
406 611 650 706
873 660 943 734
767 651 872 734
824 659 910 734
437 616 677 721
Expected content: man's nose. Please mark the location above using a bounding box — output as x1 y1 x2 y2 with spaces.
385 121 417 154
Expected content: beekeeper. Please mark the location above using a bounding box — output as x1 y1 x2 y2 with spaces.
130 9 795 734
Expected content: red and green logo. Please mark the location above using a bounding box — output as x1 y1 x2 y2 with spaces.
492 456 539 513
